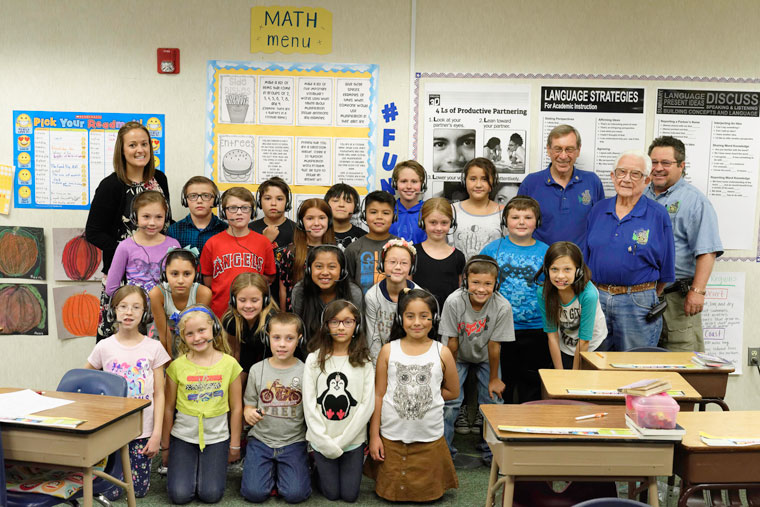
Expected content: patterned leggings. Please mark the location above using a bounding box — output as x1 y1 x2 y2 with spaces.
104 437 152 499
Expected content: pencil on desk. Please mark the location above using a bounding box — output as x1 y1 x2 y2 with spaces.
596 352 604 358
575 412 608 421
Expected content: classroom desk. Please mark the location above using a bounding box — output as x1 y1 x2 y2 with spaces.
580 351 733 401
0 388 149 507
539 369 702 410
674 411 760 507
482 404 673 507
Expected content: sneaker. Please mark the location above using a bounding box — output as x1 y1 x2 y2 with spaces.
157 465 168 476
454 408 471 434
471 412 483 435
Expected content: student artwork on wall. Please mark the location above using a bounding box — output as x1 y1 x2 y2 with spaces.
0 164 13 215
53 285 100 339
0 226 45 280
0 283 48 336
12 111 166 210
52 228 103 281
205 60 378 200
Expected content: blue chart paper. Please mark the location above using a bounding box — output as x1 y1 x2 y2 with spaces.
13 111 165 210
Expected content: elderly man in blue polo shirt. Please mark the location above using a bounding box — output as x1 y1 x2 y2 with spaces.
644 136 723 352
518 124 605 250
585 151 675 351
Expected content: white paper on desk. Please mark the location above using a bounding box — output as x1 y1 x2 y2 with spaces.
0 389 74 418
699 432 760 447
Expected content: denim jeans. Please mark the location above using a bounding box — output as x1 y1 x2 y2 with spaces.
167 435 229 504
443 360 501 457
240 438 311 503
313 445 365 502
598 288 662 351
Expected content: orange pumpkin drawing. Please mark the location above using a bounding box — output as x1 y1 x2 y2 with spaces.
62 292 99 337
62 234 101 280
0 228 39 277
0 284 45 334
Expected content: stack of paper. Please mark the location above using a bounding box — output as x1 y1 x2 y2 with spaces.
617 379 671 396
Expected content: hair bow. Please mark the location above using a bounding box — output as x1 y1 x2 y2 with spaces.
167 245 200 258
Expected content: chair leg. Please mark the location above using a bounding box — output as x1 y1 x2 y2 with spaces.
94 493 114 507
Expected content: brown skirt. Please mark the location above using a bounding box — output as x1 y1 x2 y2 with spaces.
364 435 458 502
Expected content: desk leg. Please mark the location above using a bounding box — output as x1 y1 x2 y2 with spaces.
485 458 499 507
83 467 93 507
502 475 514 507
120 443 137 507
647 477 659 507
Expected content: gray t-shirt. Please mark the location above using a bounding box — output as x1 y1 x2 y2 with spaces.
344 234 398 294
439 288 515 363
245 359 306 448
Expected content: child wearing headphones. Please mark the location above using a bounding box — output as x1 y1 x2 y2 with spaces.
364 239 421 364
440 255 514 465
389 160 428 243
241 313 311 503
344 190 399 294
413 197 466 310
86 285 170 498
366 289 459 502
200 187 276 318
291 244 363 344
303 300 374 502
162 305 242 504
325 183 366 250
167 176 226 260
537 242 607 370
149 247 212 359
480 195 550 403
105 190 180 297
451 157 504 260
249 177 296 251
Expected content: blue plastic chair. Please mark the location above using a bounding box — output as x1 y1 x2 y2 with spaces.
6 370 129 507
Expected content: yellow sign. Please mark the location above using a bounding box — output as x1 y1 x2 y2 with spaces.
251 6 332 54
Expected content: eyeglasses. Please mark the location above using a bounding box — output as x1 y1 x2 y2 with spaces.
385 259 411 268
614 169 645 181
225 205 252 214
650 160 678 169
186 193 215 202
328 318 356 328
550 146 577 155
116 303 144 313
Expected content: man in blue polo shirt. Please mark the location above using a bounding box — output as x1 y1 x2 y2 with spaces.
644 136 723 352
585 150 675 351
518 124 605 250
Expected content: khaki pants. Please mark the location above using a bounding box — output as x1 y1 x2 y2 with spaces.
659 291 704 352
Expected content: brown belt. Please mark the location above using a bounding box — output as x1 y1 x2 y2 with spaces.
596 281 656 295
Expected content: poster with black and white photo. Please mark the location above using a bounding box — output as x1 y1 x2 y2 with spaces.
538 86 646 195
654 88 760 250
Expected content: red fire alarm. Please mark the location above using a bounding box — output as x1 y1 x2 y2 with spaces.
157 48 180 74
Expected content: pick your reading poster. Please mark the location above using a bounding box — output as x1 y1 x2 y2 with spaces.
12 111 165 210
204 60 379 197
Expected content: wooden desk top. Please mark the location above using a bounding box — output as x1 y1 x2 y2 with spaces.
581 351 735 374
676 410 760 451
0 388 149 434
539 369 702 401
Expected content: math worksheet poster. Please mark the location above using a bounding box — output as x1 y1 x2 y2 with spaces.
204 60 378 198
12 111 165 210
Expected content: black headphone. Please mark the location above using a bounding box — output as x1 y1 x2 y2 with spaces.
320 299 361 341
229 277 272 312
262 314 306 349
461 162 499 193
377 240 417 276
394 288 441 329
160 248 202 285
176 305 222 338
500 195 543 231
392 168 428 194
359 195 398 224
218 189 256 221
107 286 153 328
305 244 348 282
256 179 292 212
129 192 170 232
418 201 458 233
462 255 502 293
180 188 220 208
296 200 333 231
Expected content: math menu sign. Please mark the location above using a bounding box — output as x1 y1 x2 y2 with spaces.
13 111 165 210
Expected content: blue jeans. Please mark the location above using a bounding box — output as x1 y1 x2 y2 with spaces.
313 446 364 502
443 360 502 458
240 438 311 503
167 435 229 504
598 288 662 351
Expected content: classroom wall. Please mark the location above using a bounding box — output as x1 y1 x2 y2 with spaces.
1 0 758 409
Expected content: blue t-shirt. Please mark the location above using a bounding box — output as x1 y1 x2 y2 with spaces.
584 195 675 286
389 200 427 244
518 166 605 250
480 237 548 330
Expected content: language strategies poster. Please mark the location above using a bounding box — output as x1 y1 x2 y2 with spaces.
204 60 379 200
654 89 760 250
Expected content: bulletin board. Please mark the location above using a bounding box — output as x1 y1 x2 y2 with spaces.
204 60 379 207
12 111 165 210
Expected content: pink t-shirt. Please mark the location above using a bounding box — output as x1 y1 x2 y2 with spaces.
87 335 171 438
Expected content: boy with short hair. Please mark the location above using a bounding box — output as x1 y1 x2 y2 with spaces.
344 190 398 294
440 255 514 465
167 176 227 259
480 196 550 403
200 187 276 318
324 183 366 250
389 160 427 243
249 177 296 252
240 313 311 504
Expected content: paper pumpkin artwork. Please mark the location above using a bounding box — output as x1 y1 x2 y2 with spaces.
0 283 48 335
0 226 45 279
53 285 100 340
53 228 102 281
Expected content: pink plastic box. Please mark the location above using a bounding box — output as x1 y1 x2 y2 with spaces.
625 392 679 429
